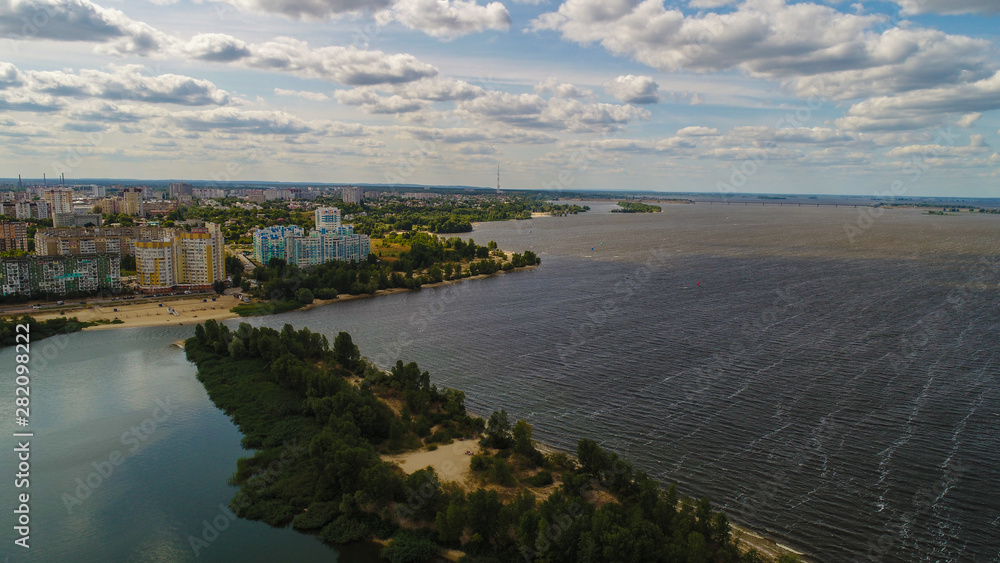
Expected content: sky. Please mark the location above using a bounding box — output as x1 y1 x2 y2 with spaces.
0 0 998 196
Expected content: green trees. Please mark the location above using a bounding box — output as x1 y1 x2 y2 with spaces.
483 410 513 449
187 323 788 563
381 531 439 563
295 288 314 304
213 280 226 294
333 331 360 370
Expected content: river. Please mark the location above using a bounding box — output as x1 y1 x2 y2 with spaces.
3 202 998 561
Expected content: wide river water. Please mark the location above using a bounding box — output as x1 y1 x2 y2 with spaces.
2 202 998 562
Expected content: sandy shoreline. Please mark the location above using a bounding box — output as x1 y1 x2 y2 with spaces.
2 265 537 331
9 260 805 559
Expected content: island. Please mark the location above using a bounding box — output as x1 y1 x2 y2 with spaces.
186 321 802 563
611 201 662 213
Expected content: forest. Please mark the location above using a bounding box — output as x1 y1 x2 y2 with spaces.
611 201 663 213
235 234 540 316
0 315 120 349
187 322 801 563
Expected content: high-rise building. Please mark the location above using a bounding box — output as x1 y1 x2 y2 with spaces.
253 225 304 264
315 207 342 231
32 201 50 219
134 223 225 293
43 188 74 215
251 209 369 268
122 187 144 217
168 182 193 198
0 222 28 252
0 254 121 297
92 185 106 197
173 229 216 288
14 202 32 220
342 186 364 205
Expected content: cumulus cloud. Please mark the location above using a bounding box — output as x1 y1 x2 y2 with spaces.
456 90 649 132
956 113 982 128
375 0 510 39
400 125 557 144
274 87 329 101
398 77 484 101
24 64 234 105
837 71 1000 130
0 0 173 55
0 62 21 89
244 37 438 85
534 77 593 99
182 33 251 62
171 107 313 135
334 88 429 113
531 0 994 101
676 126 718 137
215 0 393 19
604 75 660 104
0 90 62 112
893 0 1000 15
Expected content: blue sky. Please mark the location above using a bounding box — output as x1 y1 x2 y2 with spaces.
1 0 998 196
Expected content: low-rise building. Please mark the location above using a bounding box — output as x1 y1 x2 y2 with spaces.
34 226 170 256
53 212 103 228
0 254 121 297
0 222 28 253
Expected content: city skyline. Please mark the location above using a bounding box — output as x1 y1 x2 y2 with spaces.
1 0 999 197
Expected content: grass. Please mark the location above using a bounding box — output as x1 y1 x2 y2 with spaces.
230 300 304 317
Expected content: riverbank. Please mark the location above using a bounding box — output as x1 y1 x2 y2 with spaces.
22 294 243 329
7 263 538 332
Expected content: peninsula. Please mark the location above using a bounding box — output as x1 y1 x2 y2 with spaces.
186 321 803 563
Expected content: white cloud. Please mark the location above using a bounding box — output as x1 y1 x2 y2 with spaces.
885 137 991 159
676 126 719 137
170 107 314 135
215 0 393 19
534 77 593 99
376 0 511 39
956 113 982 128
604 74 660 104
838 71 1000 130
456 90 649 132
23 64 234 105
531 0 994 101
182 33 251 62
688 0 737 7
334 88 429 113
274 87 329 101
0 0 171 55
893 0 1000 15
244 37 438 85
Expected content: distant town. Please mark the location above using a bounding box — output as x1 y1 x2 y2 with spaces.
0 181 393 301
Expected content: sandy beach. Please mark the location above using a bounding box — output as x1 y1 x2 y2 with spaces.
24 294 243 329
3 264 538 332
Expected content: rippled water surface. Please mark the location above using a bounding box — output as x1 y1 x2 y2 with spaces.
3 202 998 561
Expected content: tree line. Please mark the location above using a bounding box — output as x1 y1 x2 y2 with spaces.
187 322 801 563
